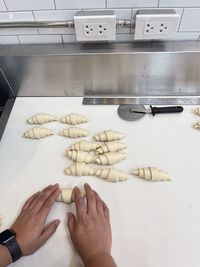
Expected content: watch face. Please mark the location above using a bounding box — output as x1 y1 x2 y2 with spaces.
0 230 15 244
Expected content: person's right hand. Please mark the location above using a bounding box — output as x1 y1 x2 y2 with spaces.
67 183 116 266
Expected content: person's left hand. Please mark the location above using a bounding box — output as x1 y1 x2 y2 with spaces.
11 184 61 256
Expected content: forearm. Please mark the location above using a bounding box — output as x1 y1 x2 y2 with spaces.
85 253 117 267
0 245 12 267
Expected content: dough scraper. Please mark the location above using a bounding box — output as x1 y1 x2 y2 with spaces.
118 104 184 121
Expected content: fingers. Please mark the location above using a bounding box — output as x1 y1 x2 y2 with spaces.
38 187 61 220
28 185 53 210
40 220 60 246
67 212 76 240
94 191 104 215
74 187 86 221
22 191 40 211
103 201 110 221
84 184 97 214
30 184 59 212
93 190 110 221
84 184 109 219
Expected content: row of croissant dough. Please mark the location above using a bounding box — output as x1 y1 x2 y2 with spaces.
26 113 89 125
23 113 172 184
193 107 200 130
58 110 185 204
24 113 91 139
56 164 170 204
58 130 172 203
63 129 172 183
23 108 200 138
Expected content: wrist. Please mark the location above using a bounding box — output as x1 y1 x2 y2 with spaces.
0 229 22 263
0 244 12 267
9 227 25 256
84 252 116 267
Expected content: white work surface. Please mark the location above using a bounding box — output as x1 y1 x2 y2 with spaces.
0 97 200 267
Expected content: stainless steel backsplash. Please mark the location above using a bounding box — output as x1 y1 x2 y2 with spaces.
0 42 200 100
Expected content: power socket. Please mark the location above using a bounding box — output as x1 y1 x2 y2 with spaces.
144 22 169 35
135 9 180 40
74 10 116 42
84 23 108 37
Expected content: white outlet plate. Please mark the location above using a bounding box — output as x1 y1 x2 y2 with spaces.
74 10 116 42
135 9 180 40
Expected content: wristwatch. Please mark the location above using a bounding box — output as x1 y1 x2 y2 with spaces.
0 229 22 262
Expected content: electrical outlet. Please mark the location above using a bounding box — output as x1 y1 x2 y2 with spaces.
74 10 116 42
84 23 108 37
135 9 180 40
144 22 169 35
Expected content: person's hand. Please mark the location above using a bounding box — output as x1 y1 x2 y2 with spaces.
11 184 60 256
67 183 113 265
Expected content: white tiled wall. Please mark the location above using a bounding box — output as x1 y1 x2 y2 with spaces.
107 0 158 8
55 0 105 9
0 0 200 45
5 0 55 11
0 1 6 12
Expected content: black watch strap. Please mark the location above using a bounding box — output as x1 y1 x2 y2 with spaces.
6 237 22 262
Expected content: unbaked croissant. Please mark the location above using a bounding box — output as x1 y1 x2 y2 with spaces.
60 113 89 125
94 152 126 165
64 163 127 183
65 162 95 176
23 127 54 139
67 150 95 163
95 168 128 182
194 122 200 129
56 188 85 204
132 167 172 182
26 113 58 125
67 140 100 152
59 127 89 138
195 107 200 115
93 130 125 142
96 142 126 154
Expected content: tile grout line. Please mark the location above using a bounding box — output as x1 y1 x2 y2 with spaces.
1 7 200 14
2 0 8 11
0 33 77 36
177 8 184 32
176 30 200 33
1 7 200 13
53 0 57 9
105 0 107 8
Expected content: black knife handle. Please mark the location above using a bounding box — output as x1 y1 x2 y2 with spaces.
150 106 184 116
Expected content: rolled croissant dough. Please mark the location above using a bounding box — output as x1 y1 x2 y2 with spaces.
56 188 75 204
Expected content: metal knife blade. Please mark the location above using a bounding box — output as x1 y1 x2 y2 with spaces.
129 107 151 114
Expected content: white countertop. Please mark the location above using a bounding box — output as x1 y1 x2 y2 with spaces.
0 97 200 267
